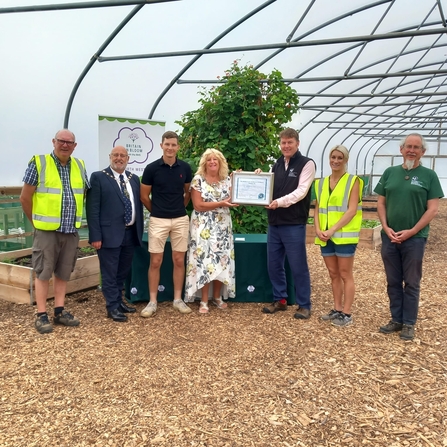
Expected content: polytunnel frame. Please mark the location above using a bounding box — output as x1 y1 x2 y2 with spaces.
3 0 447 186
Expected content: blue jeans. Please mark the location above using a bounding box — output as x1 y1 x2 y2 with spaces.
381 234 426 325
267 224 311 308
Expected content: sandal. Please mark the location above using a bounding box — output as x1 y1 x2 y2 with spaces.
212 297 228 309
199 301 209 314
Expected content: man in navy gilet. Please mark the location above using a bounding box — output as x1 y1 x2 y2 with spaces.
258 128 316 319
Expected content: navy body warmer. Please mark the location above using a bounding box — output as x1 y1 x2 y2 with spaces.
267 151 314 226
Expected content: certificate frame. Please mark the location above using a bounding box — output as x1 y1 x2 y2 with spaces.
231 171 274 206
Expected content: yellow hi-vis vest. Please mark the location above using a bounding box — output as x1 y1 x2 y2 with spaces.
314 173 363 246
32 154 86 231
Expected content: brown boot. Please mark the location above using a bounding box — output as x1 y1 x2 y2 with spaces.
294 307 311 319
262 301 287 314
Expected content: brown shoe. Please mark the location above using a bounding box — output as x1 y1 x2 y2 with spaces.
294 307 311 319
262 301 287 314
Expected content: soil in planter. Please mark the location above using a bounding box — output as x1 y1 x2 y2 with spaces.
2 246 97 268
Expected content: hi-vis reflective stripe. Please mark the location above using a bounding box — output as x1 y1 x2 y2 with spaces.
317 177 324 199
317 179 326 214
35 155 61 194
32 215 60 223
73 158 86 185
327 204 363 212
332 230 360 238
339 175 353 211
36 187 61 193
318 205 363 214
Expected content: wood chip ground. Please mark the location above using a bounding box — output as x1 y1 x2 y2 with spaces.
0 201 446 447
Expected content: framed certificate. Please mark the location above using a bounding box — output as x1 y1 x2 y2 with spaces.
231 171 274 206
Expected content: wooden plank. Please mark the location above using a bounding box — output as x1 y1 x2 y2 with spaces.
37 261 99 298
0 283 31 304
0 263 32 288
0 186 22 196
362 210 379 220
29 275 100 301
45 274 100 298
66 274 100 295
70 256 100 280
0 248 32 261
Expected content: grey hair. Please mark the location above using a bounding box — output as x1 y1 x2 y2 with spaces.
399 133 427 151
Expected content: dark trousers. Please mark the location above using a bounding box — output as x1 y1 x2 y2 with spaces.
381 234 426 325
97 229 137 312
267 224 311 308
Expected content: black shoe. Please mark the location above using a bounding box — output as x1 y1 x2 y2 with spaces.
119 302 136 313
107 308 128 322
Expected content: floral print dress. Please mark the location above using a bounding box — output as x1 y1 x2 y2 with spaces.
184 175 236 302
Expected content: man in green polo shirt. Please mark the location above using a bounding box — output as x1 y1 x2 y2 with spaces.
374 133 444 341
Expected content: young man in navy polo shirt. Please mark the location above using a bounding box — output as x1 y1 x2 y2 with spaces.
140 131 193 317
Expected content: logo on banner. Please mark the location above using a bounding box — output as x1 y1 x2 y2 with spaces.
113 127 154 171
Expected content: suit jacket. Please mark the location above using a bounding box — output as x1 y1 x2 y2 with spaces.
86 167 143 248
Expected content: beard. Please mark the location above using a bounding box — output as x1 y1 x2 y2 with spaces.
404 159 415 170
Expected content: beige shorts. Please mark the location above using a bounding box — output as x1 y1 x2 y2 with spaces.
148 215 189 253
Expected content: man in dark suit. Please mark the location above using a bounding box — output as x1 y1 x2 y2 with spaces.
86 146 144 322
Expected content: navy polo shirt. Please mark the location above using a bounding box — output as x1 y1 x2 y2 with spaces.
142 157 192 218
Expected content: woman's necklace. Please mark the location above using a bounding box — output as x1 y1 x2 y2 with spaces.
205 176 220 187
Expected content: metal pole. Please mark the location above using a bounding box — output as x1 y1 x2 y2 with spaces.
0 0 177 14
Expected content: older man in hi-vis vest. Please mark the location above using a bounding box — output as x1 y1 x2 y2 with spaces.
20 129 89 334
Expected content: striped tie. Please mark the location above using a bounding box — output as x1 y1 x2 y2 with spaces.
119 174 132 225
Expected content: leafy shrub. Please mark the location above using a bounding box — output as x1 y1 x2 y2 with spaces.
176 61 299 234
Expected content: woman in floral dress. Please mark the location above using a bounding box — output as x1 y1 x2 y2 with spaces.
184 149 238 313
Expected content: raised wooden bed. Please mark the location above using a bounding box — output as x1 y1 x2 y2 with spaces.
0 239 99 305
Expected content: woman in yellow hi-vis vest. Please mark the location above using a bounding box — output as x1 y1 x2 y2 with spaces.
314 145 363 327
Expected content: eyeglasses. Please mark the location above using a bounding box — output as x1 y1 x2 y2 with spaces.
404 144 422 150
111 153 128 158
56 138 76 146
